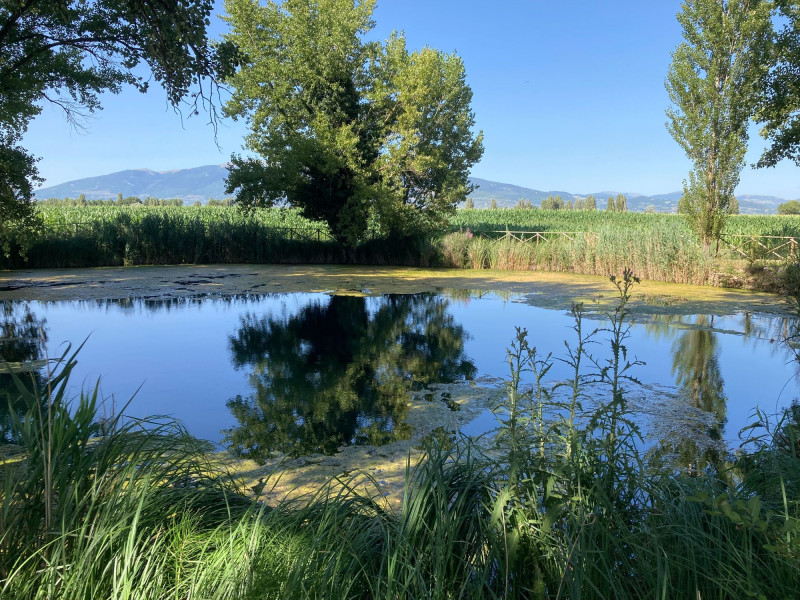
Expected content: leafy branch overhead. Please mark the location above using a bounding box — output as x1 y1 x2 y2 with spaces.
0 0 241 250
222 0 484 246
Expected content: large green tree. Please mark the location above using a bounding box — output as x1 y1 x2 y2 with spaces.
778 199 800 214
222 0 483 246
756 0 800 166
666 0 771 251
0 0 238 251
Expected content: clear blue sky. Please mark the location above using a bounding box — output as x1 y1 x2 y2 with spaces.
22 0 800 199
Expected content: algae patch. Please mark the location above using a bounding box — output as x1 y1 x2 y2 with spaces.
217 379 502 511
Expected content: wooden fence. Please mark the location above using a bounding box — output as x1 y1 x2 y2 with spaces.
474 229 800 261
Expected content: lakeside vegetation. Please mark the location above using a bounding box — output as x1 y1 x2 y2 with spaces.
2 275 799 599
3 0 800 596
4 204 800 292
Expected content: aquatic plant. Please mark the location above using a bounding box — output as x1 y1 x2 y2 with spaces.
0 272 798 598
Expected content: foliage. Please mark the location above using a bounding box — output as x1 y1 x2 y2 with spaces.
778 199 800 214
666 0 771 250
539 195 564 210
615 192 627 212
756 0 800 167
0 0 239 248
0 136 41 256
222 0 483 246
514 198 534 209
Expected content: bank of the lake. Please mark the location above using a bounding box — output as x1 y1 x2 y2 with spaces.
4 206 800 293
0 263 791 312
2 265 799 599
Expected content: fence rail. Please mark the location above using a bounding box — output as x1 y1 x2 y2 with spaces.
472 229 800 261
719 234 800 261
479 230 598 243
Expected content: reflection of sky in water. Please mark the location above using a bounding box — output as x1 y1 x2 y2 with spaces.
2 293 798 449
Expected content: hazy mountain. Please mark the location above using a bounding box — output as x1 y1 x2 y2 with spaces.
466 178 575 207
34 165 789 214
35 165 230 203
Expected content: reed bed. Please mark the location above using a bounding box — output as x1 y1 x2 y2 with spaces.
3 205 800 290
1 274 798 598
441 223 712 284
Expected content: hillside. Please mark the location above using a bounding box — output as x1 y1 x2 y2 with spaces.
34 165 788 214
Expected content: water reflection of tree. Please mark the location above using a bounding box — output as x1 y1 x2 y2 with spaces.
224 294 477 461
666 316 728 472
0 302 48 443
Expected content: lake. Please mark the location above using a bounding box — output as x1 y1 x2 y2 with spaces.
2 284 798 467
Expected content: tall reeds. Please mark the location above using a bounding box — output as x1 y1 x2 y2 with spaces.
440 225 712 284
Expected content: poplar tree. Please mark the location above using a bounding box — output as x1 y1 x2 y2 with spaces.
756 1 800 167
666 0 771 251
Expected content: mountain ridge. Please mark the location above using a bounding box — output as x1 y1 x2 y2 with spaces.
34 165 789 214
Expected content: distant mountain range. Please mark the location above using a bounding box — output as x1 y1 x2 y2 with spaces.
34 165 790 214
466 178 788 214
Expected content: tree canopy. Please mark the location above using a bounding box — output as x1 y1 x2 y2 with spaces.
756 0 800 167
540 195 563 210
666 0 771 250
222 0 483 246
778 199 800 214
0 0 238 251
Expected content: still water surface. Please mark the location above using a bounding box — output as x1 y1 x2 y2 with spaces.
2 291 798 462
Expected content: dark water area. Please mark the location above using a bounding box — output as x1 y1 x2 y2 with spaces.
2 292 798 465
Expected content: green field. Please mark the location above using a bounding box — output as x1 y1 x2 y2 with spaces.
3 205 800 290
451 208 800 237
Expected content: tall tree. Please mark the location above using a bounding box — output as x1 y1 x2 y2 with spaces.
755 0 800 167
0 0 238 253
778 199 800 214
615 193 627 213
666 0 771 251
540 195 563 210
222 0 483 246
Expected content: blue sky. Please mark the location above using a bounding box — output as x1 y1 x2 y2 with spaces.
22 0 800 199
